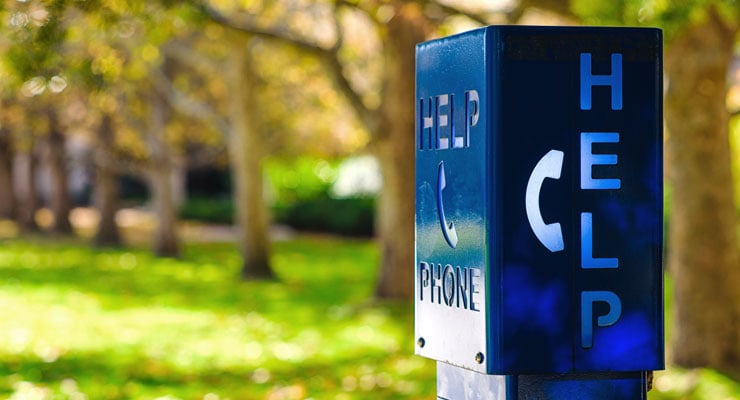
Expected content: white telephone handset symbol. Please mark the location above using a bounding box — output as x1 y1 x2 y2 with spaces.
525 150 565 252
437 162 458 249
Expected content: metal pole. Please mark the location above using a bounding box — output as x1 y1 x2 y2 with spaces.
437 363 649 400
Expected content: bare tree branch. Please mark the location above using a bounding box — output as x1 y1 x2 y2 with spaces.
335 0 378 24
199 1 379 132
330 0 344 52
427 1 496 26
200 3 327 55
707 4 738 41
162 40 222 77
149 67 230 137
513 0 579 22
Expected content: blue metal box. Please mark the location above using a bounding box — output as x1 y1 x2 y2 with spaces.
415 26 663 374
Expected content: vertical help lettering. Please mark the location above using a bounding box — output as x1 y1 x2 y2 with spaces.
580 53 622 110
579 52 624 349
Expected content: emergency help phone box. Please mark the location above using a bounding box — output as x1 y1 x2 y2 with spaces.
414 26 663 375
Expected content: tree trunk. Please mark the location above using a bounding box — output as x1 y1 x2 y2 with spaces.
93 113 121 247
373 4 427 299
228 35 274 280
170 154 187 209
147 87 180 258
0 125 16 219
14 147 39 233
47 109 73 234
664 8 740 377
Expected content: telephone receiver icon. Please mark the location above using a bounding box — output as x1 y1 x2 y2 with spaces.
525 150 565 252
437 162 458 249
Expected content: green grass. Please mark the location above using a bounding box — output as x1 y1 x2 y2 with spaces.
0 236 736 399
0 237 434 399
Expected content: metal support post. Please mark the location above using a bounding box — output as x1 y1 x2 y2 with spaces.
437 363 649 400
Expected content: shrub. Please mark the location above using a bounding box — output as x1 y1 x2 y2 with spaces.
274 194 375 237
180 157 377 236
179 196 234 224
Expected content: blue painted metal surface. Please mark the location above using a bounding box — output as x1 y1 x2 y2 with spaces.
415 28 491 374
415 26 663 375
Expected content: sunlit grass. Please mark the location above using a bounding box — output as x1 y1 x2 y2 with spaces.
0 236 736 399
653 368 740 400
0 237 434 399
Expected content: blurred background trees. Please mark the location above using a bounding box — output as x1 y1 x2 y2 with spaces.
0 0 739 385
662 5 740 378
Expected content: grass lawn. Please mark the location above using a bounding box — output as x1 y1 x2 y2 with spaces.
0 236 434 399
0 235 736 399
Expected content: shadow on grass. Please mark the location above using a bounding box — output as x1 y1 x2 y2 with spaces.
0 237 380 316
0 236 437 399
0 346 435 399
